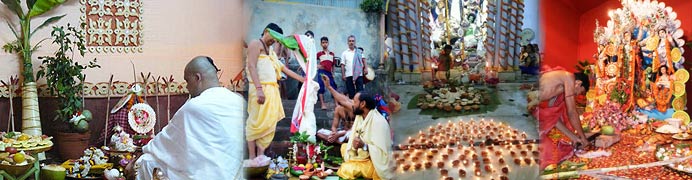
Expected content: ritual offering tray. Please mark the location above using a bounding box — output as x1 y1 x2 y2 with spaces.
62 148 113 177
0 152 35 176
65 174 102 179
673 133 692 141
0 132 53 153
655 144 692 173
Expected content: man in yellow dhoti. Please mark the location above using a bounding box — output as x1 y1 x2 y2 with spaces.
128 56 245 179
246 23 305 162
320 76 394 179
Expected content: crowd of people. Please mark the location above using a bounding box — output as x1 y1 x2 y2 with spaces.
243 23 394 179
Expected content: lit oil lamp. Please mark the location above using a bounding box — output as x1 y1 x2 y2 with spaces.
424 161 432 169
459 169 467 177
524 158 532 165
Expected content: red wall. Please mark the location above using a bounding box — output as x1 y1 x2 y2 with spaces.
576 1 622 62
541 0 582 72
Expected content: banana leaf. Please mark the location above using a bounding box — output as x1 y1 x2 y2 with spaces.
1 0 23 18
31 14 65 36
28 0 65 18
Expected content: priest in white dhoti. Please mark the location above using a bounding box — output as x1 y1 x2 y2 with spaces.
128 56 245 180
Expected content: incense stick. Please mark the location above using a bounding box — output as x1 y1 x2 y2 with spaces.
104 75 113 147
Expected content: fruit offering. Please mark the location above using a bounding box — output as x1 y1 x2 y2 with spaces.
0 150 33 166
0 132 53 151
41 164 67 180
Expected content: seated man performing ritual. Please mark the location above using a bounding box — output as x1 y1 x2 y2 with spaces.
534 66 592 170
317 76 355 144
320 76 394 179
127 56 245 179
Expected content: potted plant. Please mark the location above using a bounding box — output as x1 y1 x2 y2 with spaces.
2 0 68 136
36 24 100 160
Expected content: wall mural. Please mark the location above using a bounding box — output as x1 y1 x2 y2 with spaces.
0 82 188 98
80 0 143 53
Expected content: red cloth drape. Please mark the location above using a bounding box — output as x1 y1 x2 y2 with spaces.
535 66 576 169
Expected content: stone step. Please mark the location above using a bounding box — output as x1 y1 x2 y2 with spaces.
272 100 336 144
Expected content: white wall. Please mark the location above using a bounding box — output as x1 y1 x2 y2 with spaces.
0 0 247 85
522 0 541 49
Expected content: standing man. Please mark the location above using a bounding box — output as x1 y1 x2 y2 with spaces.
341 35 367 98
317 36 338 110
436 45 453 81
245 23 305 163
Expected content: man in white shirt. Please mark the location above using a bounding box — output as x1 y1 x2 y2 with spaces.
341 35 367 99
128 56 245 180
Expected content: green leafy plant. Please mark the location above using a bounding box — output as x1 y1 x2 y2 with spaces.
36 24 100 133
609 82 628 105
360 0 384 13
289 131 310 144
2 0 68 135
318 142 334 160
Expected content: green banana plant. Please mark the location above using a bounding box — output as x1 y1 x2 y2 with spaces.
2 0 68 135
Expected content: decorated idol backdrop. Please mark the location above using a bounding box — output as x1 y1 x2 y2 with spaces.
586 0 688 128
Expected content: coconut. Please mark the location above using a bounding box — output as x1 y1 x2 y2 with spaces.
464 106 472 110
41 164 66 180
444 106 453 112
455 105 463 111
428 103 436 108
472 105 480 110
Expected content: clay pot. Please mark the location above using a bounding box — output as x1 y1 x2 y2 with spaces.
56 131 90 160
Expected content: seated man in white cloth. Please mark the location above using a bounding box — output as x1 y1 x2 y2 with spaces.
321 76 394 179
126 56 245 180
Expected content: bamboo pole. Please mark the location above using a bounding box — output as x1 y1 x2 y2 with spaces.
154 76 161 134
103 75 113 147
1 79 11 132
540 155 692 179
